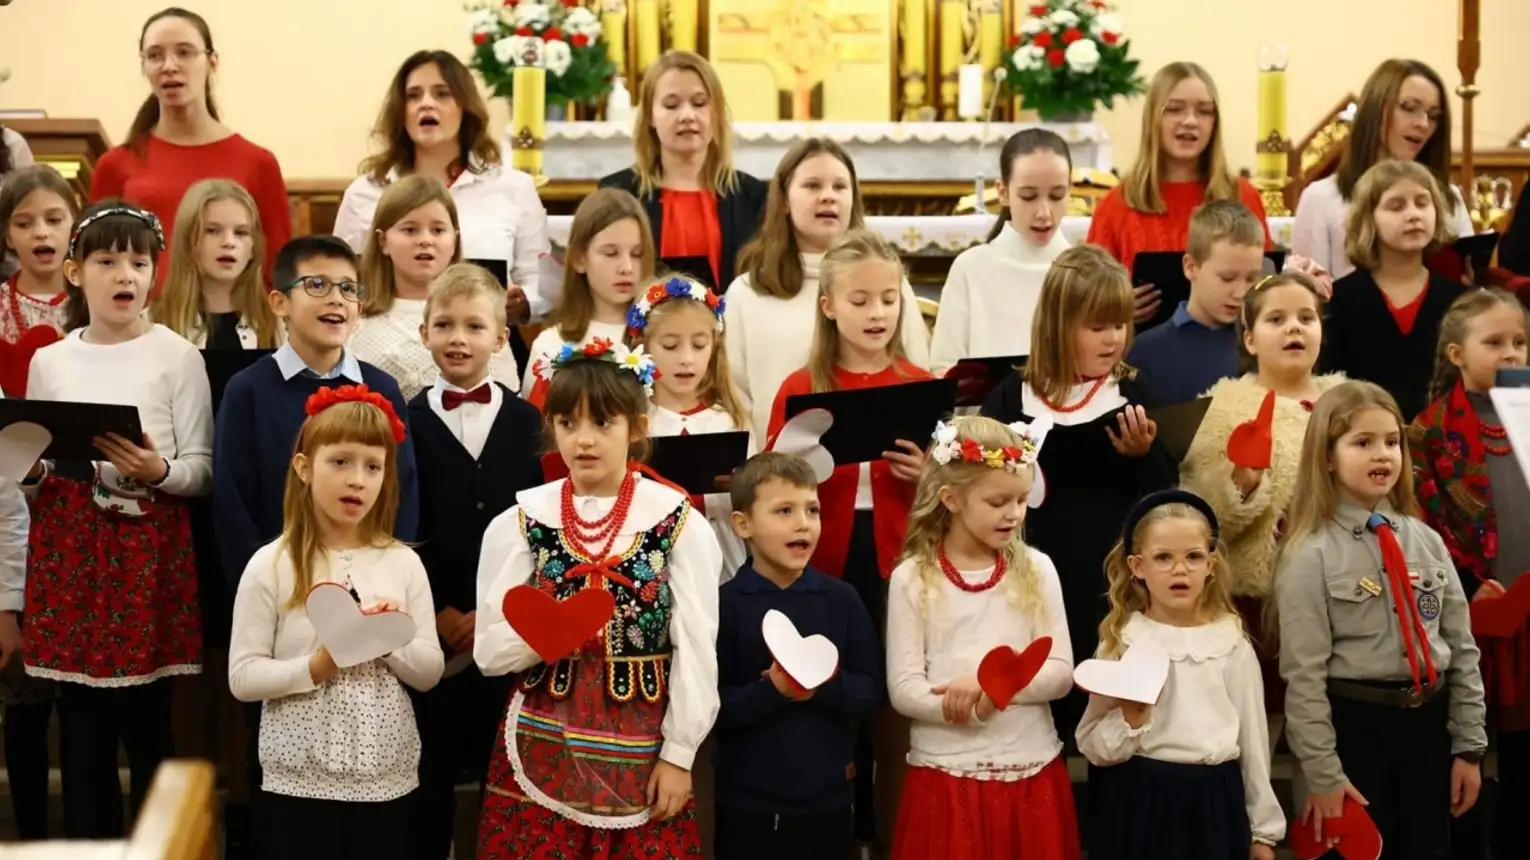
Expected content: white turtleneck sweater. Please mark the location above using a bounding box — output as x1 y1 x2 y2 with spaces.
724 253 932 441
929 222 1070 375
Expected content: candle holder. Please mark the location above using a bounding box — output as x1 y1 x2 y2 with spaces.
511 65 550 187
1254 42 1291 217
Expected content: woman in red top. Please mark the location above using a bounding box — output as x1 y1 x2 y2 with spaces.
90 8 291 285
598 51 766 292
1087 62 1271 324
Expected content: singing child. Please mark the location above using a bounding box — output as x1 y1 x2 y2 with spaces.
885 415 1076 860
228 385 443 859
523 188 655 406
1409 288 1530 858
629 272 751 578
0 164 77 395
1278 381 1487 858
19 201 212 839
1078 490 1283 860
408 262 543 860
474 340 722 859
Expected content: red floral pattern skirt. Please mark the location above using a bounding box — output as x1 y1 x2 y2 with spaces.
891 758 1080 860
22 476 201 685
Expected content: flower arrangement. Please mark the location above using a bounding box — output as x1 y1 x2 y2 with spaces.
466 0 618 110
535 337 660 393
928 417 1051 474
999 0 1143 121
625 276 725 339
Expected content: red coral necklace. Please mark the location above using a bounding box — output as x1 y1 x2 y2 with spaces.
938 544 1006 593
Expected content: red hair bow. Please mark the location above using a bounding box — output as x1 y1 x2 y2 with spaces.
304 384 408 444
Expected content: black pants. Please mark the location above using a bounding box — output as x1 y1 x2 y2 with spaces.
267 791 415 860
413 666 511 859
57 679 174 839
1494 729 1530 859
4 696 55 840
713 806 855 860
241 701 267 860
844 511 883 845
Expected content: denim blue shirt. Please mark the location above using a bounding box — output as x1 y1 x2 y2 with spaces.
1128 302 1239 403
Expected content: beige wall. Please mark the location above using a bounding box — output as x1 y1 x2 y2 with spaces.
2 0 1527 181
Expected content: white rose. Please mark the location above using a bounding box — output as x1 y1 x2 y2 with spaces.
1090 11 1123 37
492 36 519 65
513 2 552 30
1064 37 1100 74
1020 16 1046 35
564 6 601 36
1048 9 1079 28
1012 49 1038 72
468 9 500 35
544 38 573 76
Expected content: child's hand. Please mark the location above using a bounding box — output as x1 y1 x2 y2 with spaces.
362 599 400 615
1105 406 1157 458
646 760 691 821
308 646 339 685
1300 782 1367 848
1115 699 1151 729
505 284 531 325
883 439 925 484
94 432 168 483
763 663 813 701
931 674 985 724
0 611 19 671
450 611 476 653
1451 757 1482 817
1250 842 1275 860
1133 283 1161 322
712 473 733 492
1232 466 1264 499
1473 579 1507 603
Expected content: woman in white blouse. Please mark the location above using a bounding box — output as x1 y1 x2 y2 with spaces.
335 51 551 324
1292 59 1473 280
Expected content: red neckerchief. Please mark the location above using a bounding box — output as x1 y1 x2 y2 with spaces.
1369 513 1440 694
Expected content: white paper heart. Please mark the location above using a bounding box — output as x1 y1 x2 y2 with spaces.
0 421 51 482
306 582 416 669
761 608 839 690
1073 636 1170 704
770 408 836 482
1028 463 1047 509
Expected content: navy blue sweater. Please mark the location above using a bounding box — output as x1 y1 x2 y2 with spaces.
713 565 885 814
213 356 419 585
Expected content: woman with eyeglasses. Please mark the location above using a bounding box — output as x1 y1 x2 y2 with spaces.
1291 59 1474 281
89 8 291 287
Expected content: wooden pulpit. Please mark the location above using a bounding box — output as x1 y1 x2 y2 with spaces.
2 118 113 202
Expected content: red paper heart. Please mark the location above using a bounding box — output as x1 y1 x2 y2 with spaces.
1289 797 1381 860
501 584 616 664
1226 388 1277 470
0 325 61 397
1469 576 1530 638
977 637 1052 712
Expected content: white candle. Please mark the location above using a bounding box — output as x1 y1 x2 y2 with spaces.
958 63 984 119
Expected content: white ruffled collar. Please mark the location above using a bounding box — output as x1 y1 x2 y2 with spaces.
1122 611 1243 662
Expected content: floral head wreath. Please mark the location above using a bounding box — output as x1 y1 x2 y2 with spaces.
304 384 408 444
929 415 1053 475
67 206 167 260
534 337 660 394
625 276 726 340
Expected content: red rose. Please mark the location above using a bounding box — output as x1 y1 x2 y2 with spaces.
646 284 668 303
1001 445 1022 461
1102 32 1119 45
472 31 490 46
583 337 613 355
544 27 565 41
1092 0 1108 8
1008 34 1021 48
1047 49 1065 67
515 25 533 36
1062 27 1083 44
503 0 517 5
960 438 983 463
1032 31 1053 48
572 32 591 47
1029 4 1048 15
562 0 580 5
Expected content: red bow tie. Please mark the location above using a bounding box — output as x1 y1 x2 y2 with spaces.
443 384 492 411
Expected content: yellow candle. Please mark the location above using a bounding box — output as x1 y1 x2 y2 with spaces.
901 0 927 115
511 66 547 181
979 9 1001 107
602 8 626 71
635 0 661 72
939 0 965 117
1256 68 1287 181
668 0 697 53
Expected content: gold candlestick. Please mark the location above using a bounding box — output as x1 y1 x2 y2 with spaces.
667 0 697 53
602 0 627 75
635 0 662 73
938 0 965 120
1254 43 1291 216
511 65 548 186
900 0 929 119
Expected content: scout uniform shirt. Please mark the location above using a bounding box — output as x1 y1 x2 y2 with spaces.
1274 497 1488 794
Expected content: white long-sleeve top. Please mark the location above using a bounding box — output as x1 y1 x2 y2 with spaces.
929 223 1070 375
648 403 754 582
1075 612 1284 846
724 253 932 441
0 393 26 611
26 324 212 498
886 548 1074 780
1291 175 1475 280
474 475 722 771
351 296 520 398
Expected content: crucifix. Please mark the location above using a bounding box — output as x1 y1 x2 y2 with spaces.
1457 0 1480 198
713 0 889 120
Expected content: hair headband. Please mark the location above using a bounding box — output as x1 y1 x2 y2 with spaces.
67 206 167 260
1121 489 1221 554
626 276 725 340
304 384 408 444
534 337 660 395
929 415 1053 475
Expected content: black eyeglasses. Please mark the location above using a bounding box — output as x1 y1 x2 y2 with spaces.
284 276 366 303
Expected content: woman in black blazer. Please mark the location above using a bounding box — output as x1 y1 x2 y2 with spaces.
599 51 767 292
1503 182 1530 277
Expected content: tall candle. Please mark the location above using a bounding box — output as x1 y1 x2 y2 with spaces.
901 0 927 114
635 0 661 72
1256 68 1287 181
511 66 547 180
958 64 984 119
978 7 1001 106
668 0 697 52
939 0 965 118
602 6 626 71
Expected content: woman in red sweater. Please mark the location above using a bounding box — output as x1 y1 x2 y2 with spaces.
91 8 291 285
1087 62 1271 324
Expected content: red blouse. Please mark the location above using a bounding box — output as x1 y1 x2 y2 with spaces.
659 189 722 287
1087 178 1273 275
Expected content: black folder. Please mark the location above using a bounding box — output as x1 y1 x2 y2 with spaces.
0 398 144 462
945 355 1027 407
650 431 751 495
202 349 275 414
784 378 958 465
1147 397 1212 463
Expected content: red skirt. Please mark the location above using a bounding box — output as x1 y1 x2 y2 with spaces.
1479 622 1530 732
22 476 201 685
891 757 1081 860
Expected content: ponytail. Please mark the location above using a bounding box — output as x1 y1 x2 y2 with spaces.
984 208 1011 243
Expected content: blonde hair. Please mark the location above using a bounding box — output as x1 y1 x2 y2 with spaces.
359 174 463 316
154 179 281 347
1345 159 1454 271
1186 199 1264 264
806 230 912 393
1123 62 1241 215
279 401 403 608
734 138 866 300
552 188 656 342
637 278 748 428
1427 287 1527 402
424 262 507 329
631 51 738 198
900 416 1047 626
1098 502 1239 658
1023 245 1137 403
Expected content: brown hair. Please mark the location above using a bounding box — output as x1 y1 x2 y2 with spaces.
735 138 866 299
154 179 281 347
1345 159 1454 271
987 129 1073 241
1233 272 1326 375
806 230 912 393
636 280 748 428
0 164 78 256
128 8 221 156
63 199 162 332
730 451 819 513
1187 199 1264 264
541 358 652 462
631 51 738 198
1123 62 1241 215
552 188 655 341
358 175 463 316
1336 59 1456 214
359 51 500 183
279 400 404 607
424 262 507 328
1427 287 1527 402
1023 245 1137 403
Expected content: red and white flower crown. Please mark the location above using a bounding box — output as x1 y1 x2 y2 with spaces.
533 337 660 394
929 415 1053 474
304 384 407 444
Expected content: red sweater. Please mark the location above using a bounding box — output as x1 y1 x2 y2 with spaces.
90 135 292 287
766 360 930 580
1087 178 1272 275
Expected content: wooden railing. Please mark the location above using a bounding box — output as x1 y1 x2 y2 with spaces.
5 761 218 860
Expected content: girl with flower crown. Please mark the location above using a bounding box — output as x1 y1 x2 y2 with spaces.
474 339 723 860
